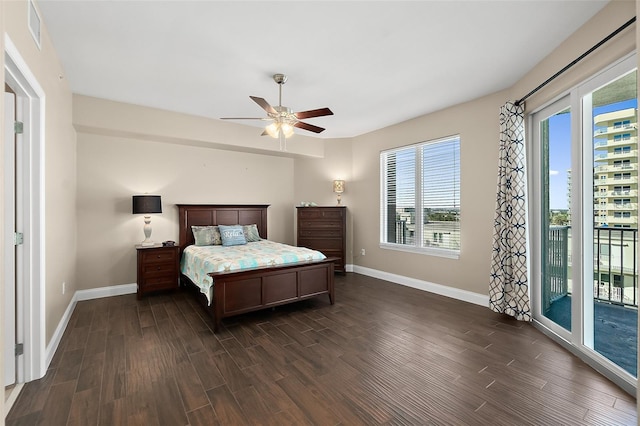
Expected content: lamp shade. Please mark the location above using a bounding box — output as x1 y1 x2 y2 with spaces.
333 180 345 194
132 195 162 214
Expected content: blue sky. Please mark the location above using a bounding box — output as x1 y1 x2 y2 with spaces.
548 98 637 210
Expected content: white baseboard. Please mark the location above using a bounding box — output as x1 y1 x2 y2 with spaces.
75 283 137 301
351 265 488 307
44 283 137 368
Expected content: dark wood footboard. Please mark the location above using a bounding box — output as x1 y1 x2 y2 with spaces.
207 258 335 332
177 204 337 332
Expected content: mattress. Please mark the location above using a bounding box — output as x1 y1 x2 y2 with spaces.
180 240 327 304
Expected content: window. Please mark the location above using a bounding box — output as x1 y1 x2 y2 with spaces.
613 133 631 141
613 146 631 154
613 120 631 129
380 135 460 258
613 173 632 180
613 159 631 168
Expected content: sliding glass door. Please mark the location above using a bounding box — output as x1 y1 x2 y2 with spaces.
532 54 638 390
535 99 572 336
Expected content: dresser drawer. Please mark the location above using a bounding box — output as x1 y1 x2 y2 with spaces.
141 249 176 264
298 238 343 250
298 220 342 230
298 228 343 238
298 208 344 220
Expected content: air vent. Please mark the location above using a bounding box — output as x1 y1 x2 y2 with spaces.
28 0 41 49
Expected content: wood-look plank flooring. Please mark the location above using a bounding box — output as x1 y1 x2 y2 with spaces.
6 273 637 425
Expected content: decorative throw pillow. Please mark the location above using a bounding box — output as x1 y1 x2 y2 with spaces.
243 224 262 242
191 225 222 246
218 225 247 246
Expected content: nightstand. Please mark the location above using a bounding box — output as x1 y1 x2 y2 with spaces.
136 244 180 299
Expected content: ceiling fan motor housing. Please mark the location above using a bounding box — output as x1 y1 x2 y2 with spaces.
273 73 288 85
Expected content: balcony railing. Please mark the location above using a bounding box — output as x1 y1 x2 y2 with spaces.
594 164 638 173
545 226 638 311
544 226 570 313
594 136 638 148
594 227 638 306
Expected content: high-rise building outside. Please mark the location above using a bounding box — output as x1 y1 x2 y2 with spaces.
593 107 638 229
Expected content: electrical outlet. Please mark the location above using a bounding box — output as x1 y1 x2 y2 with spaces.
361 248 366 256
62 282 66 294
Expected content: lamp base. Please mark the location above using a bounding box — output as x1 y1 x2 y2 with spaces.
140 216 155 246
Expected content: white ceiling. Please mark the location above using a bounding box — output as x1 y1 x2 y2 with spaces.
37 0 608 139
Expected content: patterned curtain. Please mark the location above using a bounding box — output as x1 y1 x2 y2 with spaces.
489 101 530 321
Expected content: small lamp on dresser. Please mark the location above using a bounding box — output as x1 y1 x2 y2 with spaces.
132 195 162 246
333 179 345 205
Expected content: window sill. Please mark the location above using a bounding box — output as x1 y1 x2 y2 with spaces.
379 243 460 260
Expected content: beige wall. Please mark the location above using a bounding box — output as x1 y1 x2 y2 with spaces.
323 0 635 298
2 0 76 356
350 90 506 295
293 137 354 264
76 129 295 289
509 0 635 111
73 95 339 290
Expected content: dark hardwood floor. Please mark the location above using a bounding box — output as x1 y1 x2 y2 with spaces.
6 273 637 425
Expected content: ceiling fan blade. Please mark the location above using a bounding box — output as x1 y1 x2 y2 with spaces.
220 117 271 120
294 121 325 134
250 96 276 114
294 108 334 119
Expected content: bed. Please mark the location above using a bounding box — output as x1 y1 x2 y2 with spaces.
178 204 335 332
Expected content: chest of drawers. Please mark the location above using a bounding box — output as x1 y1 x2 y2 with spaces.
296 206 346 273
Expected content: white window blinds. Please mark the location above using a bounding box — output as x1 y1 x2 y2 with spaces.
381 135 461 256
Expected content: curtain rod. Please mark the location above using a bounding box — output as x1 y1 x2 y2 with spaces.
514 16 636 107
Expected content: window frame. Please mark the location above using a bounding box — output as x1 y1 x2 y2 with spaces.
379 134 461 259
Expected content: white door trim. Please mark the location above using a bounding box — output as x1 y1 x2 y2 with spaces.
4 91 17 387
4 34 46 381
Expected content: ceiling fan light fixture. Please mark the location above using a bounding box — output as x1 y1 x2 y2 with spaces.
265 122 279 138
281 123 294 138
265 121 294 139
221 73 332 150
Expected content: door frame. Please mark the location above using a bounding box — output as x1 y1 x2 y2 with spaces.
4 34 46 382
528 52 637 396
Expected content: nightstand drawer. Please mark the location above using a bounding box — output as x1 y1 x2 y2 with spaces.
141 249 176 264
140 276 178 292
140 262 176 276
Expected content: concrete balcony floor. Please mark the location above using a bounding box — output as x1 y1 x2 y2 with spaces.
546 295 637 376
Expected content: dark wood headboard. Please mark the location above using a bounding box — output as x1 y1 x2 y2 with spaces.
177 204 269 253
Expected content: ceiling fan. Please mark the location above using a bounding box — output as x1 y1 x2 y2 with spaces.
221 74 333 150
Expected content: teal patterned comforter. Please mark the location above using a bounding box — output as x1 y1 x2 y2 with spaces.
180 240 326 305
